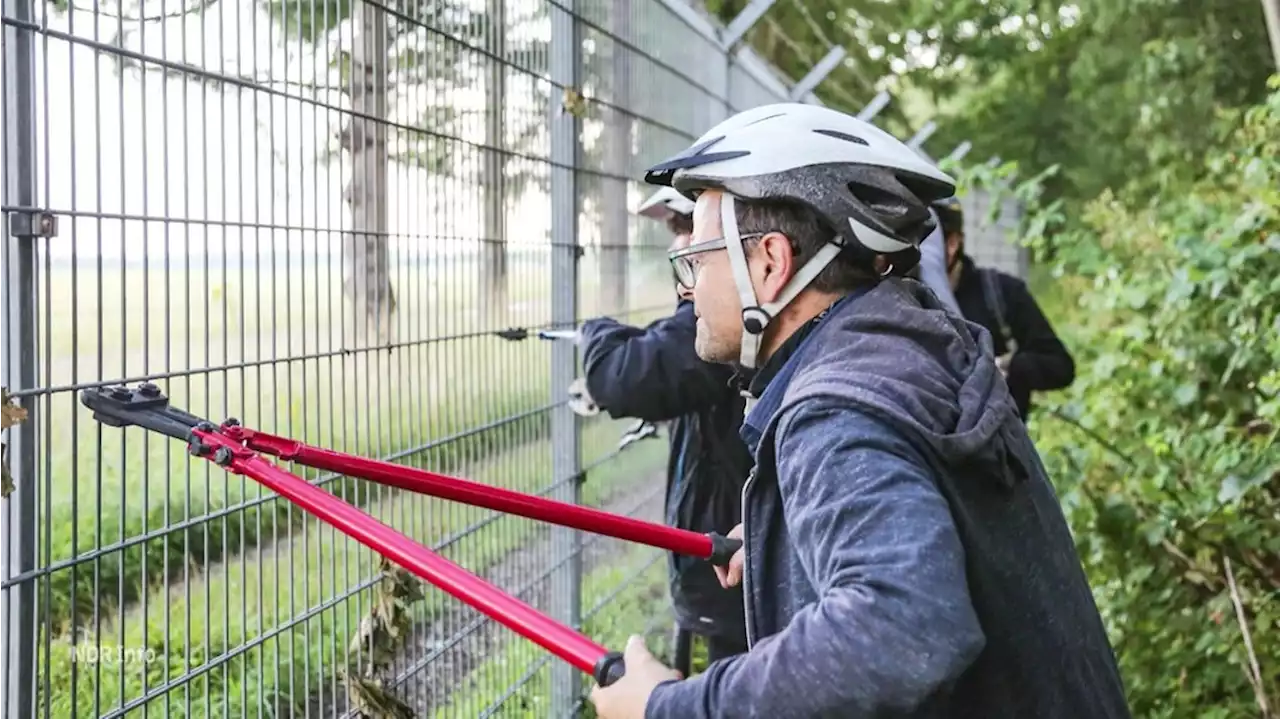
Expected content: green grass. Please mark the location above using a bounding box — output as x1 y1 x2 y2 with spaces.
39 415 670 717
434 546 675 718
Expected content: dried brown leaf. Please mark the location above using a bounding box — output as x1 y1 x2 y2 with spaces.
347 676 416 719
1 443 13 498
1 388 28 430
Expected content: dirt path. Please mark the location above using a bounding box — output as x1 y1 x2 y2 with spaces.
301 474 667 718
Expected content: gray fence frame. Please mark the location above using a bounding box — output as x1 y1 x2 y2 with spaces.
5 0 42 712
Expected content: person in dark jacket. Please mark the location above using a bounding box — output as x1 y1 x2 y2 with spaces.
589 103 1130 719
575 186 752 667
924 197 1076 420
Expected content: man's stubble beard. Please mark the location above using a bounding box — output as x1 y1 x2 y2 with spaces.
694 318 741 366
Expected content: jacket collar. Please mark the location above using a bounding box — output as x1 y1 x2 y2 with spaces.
738 287 871 455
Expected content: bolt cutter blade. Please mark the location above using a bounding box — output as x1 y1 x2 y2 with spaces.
80 383 204 441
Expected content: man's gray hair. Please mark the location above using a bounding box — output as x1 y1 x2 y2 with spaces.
734 198 877 293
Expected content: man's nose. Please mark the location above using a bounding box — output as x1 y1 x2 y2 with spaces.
676 282 695 301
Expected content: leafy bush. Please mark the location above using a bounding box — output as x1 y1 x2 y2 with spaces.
951 79 1280 717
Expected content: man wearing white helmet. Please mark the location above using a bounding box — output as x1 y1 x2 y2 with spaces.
636 186 697 249
589 104 1130 719
575 185 753 672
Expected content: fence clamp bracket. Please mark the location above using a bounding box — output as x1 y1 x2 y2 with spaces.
7 211 58 239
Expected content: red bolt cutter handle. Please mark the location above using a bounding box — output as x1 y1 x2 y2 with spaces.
185 426 627 686
77 382 746 690
221 424 742 566
77 383 740 567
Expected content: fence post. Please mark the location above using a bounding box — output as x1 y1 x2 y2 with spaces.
906 120 938 150
856 90 891 122
719 0 776 118
482 0 508 316
720 0 778 49
789 46 846 102
549 1 583 715
2 0 39 714
945 141 973 163
602 0 632 315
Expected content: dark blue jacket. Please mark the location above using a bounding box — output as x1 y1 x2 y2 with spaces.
579 300 752 640
952 254 1075 421
645 279 1130 718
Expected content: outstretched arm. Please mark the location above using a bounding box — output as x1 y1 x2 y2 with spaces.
642 400 985 718
578 301 736 422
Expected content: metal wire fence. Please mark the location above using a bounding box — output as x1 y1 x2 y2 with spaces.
958 190 1028 280
0 0 877 716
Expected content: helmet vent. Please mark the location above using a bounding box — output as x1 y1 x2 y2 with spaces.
847 178 912 220
744 112 787 127
813 128 869 146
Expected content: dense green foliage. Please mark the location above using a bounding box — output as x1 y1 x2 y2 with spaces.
707 0 1275 212
948 80 1280 716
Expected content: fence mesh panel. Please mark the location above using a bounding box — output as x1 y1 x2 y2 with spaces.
957 191 1029 280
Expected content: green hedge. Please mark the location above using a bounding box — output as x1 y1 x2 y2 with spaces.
949 78 1280 717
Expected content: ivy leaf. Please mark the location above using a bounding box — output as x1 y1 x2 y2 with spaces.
1216 475 1244 504
1173 383 1198 406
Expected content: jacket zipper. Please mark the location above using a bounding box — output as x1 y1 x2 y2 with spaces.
740 465 757 648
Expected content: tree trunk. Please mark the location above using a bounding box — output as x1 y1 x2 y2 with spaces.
600 0 632 315
340 0 395 343
481 0 509 323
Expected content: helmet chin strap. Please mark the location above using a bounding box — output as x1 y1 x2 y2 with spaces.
720 194 845 370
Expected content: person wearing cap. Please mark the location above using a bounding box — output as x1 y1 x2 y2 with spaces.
573 186 753 671
589 103 1130 719
919 197 1076 421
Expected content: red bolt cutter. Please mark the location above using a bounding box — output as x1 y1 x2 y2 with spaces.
80 383 742 688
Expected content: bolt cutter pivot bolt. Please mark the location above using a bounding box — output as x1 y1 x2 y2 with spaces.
213 447 234 467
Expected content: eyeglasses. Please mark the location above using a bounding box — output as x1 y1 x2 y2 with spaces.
667 233 765 290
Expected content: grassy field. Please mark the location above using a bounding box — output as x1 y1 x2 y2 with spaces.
435 547 674 718
15 248 680 716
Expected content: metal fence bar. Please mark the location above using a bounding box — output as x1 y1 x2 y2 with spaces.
2 0 40 714
721 0 778 49
789 45 847 101
549 0 583 714
856 89 891 121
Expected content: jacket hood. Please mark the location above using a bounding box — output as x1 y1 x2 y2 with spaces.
776 278 1024 477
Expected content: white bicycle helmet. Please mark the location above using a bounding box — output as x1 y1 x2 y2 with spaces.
636 186 695 220
644 102 957 368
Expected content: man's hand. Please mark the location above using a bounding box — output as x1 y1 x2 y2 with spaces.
589 635 682 719
568 377 600 417
713 523 745 588
995 352 1012 378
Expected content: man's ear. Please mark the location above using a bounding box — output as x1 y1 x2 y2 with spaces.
751 231 796 304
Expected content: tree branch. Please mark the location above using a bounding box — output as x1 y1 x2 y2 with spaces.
1223 555 1272 718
